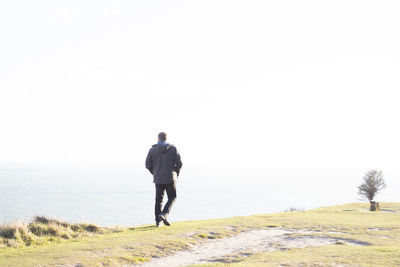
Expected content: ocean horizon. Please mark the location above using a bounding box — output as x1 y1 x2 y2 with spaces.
1 167 399 226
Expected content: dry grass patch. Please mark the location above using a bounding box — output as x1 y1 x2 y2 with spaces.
0 216 104 248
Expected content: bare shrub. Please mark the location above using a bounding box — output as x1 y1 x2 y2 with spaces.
358 170 386 202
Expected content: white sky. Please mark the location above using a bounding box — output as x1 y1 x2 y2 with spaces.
1 1 399 171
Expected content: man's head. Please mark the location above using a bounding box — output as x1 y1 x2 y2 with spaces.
158 132 167 142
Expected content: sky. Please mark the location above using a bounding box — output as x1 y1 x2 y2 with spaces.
1 0 400 172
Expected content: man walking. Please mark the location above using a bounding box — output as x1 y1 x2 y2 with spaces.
145 132 183 227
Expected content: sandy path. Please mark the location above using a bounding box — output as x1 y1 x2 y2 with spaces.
134 228 362 267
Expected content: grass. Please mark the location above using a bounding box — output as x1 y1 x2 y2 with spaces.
189 202 400 267
0 216 103 248
0 202 399 266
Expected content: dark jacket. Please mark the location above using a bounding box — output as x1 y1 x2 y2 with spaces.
145 142 182 184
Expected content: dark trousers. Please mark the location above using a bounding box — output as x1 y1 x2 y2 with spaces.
155 183 177 222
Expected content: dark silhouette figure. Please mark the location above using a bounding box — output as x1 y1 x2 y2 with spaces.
146 132 183 226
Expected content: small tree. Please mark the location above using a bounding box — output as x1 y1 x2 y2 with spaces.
358 170 386 211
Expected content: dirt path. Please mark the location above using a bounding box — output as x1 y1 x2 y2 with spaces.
133 228 364 267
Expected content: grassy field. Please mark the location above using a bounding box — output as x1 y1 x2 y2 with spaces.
1 202 399 266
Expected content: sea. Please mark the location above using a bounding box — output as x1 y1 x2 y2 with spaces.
0 167 398 226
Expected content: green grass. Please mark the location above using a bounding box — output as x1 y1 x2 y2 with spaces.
1 202 399 266
190 202 400 267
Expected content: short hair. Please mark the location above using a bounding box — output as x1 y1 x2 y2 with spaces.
158 132 167 141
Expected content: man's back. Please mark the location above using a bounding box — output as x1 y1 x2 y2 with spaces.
146 132 182 227
146 142 182 184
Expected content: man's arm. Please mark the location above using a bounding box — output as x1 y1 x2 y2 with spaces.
145 149 153 174
174 147 182 176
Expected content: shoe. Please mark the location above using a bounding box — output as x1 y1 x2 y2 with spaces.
158 213 170 226
156 221 161 227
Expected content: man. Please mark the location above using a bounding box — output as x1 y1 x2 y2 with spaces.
145 132 183 227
